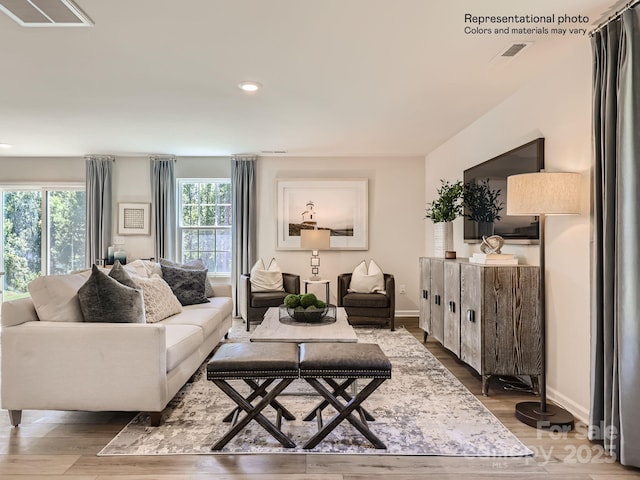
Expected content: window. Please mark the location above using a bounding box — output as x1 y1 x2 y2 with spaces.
177 179 232 276
1 186 86 300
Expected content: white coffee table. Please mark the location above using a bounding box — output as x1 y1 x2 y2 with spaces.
250 306 357 343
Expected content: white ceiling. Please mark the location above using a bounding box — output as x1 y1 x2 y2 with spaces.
0 0 621 158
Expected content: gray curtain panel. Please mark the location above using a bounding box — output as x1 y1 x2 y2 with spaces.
590 5 640 468
231 155 257 317
150 156 176 261
85 156 113 268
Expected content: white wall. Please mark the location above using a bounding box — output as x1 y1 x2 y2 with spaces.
112 156 230 261
0 155 424 315
256 156 424 314
424 42 592 421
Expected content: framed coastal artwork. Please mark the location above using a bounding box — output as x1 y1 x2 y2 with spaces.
276 178 368 250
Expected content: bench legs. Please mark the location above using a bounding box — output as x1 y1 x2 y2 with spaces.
302 378 375 422
211 378 297 450
303 377 387 449
222 378 296 423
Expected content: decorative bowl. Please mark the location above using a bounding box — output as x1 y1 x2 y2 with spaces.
286 305 329 322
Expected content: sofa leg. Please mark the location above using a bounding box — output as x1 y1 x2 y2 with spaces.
390 319 395 332
8 410 22 427
149 412 162 427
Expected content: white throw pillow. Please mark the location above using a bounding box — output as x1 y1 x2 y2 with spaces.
250 258 284 292
133 275 183 323
348 260 386 294
28 270 92 322
122 259 158 279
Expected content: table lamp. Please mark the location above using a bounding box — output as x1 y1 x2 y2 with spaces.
300 229 330 281
507 171 580 430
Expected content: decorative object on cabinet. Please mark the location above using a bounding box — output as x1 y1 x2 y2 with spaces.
275 178 368 250
480 235 504 254
463 179 504 238
300 228 330 280
507 171 581 431
425 180 464 258
118 203 150 235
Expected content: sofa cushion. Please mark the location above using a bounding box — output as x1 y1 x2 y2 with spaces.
133 275 182 323
161 305 225 338
160 264 209 306
250 258 284 292
348 260 386 294
160 258 214 297
164 324 204 372
342 292 389 308
77 265 145 323
28 269 92 322
250 291 288 308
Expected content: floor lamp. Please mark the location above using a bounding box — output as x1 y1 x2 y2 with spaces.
506 171 580 430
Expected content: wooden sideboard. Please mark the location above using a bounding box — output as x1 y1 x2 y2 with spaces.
419 257 542 395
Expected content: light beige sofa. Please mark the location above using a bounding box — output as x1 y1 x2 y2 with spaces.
0 267 233 427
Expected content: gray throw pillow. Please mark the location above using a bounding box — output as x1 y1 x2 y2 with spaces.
109 260 139 289
78 265 145 323
159 258 214 297
160 263 209 306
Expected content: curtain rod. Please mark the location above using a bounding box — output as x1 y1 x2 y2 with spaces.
589 0 640 36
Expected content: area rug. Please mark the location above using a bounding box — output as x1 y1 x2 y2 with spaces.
99 320 532 456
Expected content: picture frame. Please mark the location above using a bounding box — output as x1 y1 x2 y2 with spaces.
276 178 368 250
118 202 150 235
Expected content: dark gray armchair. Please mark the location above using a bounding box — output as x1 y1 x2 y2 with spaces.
337 273 395 331
239 273 300 331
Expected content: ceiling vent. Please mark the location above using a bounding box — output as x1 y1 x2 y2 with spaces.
0 0 92 27
501 43 530 57
489 41 534 67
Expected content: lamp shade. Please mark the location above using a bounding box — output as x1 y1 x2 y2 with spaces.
300 229 331 250
507 172 580 216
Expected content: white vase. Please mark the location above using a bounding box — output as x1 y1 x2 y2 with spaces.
433 222 453 258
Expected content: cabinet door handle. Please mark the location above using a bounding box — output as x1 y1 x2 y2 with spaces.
448 301 456 313
423 289 429 300
467 309 476 323
435 294 441 306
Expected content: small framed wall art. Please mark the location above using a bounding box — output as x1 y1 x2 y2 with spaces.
118 202 150 235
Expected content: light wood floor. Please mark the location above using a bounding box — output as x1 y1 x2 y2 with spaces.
0 317 639 479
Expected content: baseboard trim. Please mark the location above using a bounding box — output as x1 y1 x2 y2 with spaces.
546 386 589 424
395 310 419 317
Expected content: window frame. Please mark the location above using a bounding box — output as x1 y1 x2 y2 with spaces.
176 178 232 278
0 183 85 296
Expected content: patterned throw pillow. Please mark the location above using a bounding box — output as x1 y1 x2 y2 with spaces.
159 258 214 297
160 263 210 306
133 275 182 323
77 265 145 323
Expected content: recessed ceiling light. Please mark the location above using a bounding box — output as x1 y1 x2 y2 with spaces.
0 143 12 149
238 81 262 92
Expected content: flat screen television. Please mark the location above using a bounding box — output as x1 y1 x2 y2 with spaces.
463 138 544 244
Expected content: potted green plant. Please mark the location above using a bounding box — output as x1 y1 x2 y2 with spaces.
425 180 463 257
463 179 504 237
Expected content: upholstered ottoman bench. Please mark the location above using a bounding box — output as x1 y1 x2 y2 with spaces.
298 342 392 449
206 342 299 450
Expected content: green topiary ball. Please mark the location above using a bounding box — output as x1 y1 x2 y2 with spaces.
284 294 300 308
299 293 317 308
